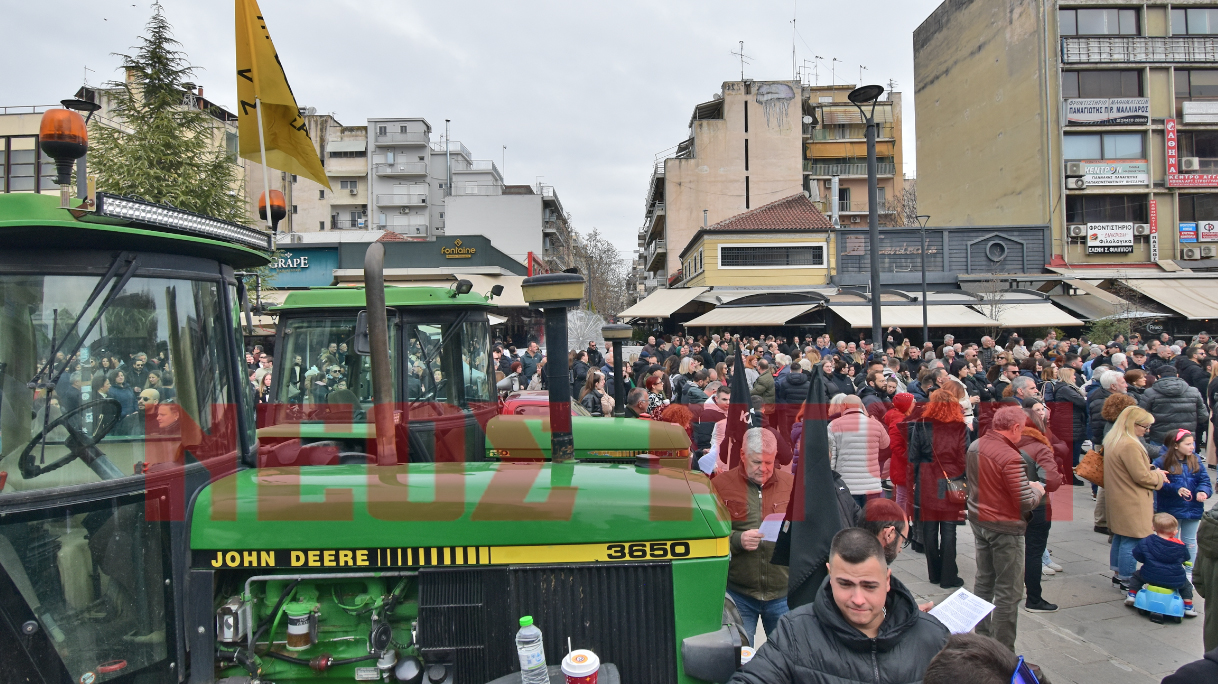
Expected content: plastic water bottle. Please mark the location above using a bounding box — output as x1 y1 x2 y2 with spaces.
515 616 548 683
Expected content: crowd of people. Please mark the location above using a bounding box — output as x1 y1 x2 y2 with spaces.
39 348 178 438
513 327 1218 683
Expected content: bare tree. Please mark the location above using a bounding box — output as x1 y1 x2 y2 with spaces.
571 228 628 316
970 276 1012 341
884 179 919 228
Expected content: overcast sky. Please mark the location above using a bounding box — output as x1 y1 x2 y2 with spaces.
5 0 943 254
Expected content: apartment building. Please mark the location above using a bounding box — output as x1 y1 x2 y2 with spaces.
915 0 1218 266
639 79 905 296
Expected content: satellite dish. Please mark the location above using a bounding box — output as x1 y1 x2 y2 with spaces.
305 106 317 116
802 115 814 124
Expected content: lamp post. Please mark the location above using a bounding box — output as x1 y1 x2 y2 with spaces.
522 272 586 462
601 323 632 417
917 214 931 345
849 84 886 349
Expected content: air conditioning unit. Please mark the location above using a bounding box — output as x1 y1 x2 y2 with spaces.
1203 245 1218 258
1133 224 1151 236
1182 157 1202 172
1065 162 1086 177
1068 224 1087 237
1184 246 1203 260
349 188 357 195
850 215 861 223
1065 177 1086 190
824 179 833 188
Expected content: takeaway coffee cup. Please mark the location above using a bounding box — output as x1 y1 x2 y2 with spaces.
561 649 600 684
740 646 755 665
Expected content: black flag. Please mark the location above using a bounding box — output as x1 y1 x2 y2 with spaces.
771 363 851 609
723 345 750 470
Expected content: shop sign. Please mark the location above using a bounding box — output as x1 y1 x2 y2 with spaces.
1150 199 1159 261
1166 118 1218 187
1066 98 1150 126
844 235 866 256
1080 159 1148 186
1086 222 1134 254
441 238 476 259
268 248 339 288
1200 221 1218 242
1180 222 1198 243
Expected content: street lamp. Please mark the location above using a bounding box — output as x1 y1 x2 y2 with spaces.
522 271 586 462
601 323 633 416
916 215 932 345
848 84 886 351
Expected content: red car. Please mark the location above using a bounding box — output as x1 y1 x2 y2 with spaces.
499 390 593 417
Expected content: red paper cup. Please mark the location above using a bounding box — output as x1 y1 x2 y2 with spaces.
561 649 600 684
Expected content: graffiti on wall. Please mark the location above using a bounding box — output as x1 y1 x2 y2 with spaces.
756 83 795 129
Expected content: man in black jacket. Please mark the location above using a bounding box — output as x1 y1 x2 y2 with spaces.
1177 345 1210 396
731 528 949 684
585 341 603 368
1053 366 1088 478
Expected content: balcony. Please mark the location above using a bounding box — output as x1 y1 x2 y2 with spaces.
645 239 666 270
454 183 503 196
805 123 895 140
429 141 472 159
453 160 502 177
803 161 896 176
376 193 428 206
374 162 427 176
1062 36 1218 64
644 277 663 291
332 219 370 230
374 131 430 144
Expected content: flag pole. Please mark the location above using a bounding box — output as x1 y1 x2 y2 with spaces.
255 97 273 231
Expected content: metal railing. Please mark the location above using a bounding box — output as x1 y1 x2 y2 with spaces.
374 131 430 144
332 219 371 230
0 104 59 114
376 193 428 205
646 239 667 266
429 141 472 158
455 183 502 196
806 123 895 140
374 162 428 175
803 161 896 176
463 160 501 176
1062 35 1218 63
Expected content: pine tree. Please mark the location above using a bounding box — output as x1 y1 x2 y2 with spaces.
89 3 248 224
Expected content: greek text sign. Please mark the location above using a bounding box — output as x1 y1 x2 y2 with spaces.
1066 98 1149 126
1086 222 1134 254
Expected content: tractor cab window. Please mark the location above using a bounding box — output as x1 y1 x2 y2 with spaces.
404 314 493 407
275 317 395 419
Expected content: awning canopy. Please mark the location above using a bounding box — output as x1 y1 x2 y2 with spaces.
460 274 527 308
829 304 999 328
488 314 508 326
685 304 820 327
1118 278 1218 320
619 287 709 320
987 302 1085 328
328 140 367 152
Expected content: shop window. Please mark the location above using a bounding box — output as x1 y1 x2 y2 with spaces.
1173 8 1218 35
1060 8 1139 36
1066 194 1148 224
1063 132 1143 160
720 245 826 267
1061 70 1142 99
1176 70 1218 99
1180 131 1218 161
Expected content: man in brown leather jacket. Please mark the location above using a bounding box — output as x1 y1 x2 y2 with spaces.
711 427 794 645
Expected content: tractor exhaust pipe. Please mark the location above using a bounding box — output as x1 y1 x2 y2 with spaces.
364 242 398 465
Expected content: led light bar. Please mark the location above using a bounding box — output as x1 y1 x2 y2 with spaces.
94 193 273 252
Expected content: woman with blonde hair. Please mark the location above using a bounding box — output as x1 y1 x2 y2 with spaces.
1103 405 1169 589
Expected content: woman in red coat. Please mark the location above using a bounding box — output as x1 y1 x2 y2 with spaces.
906 388 970 589
884 392 917 514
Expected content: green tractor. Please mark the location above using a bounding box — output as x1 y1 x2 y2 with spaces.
0 189 740 682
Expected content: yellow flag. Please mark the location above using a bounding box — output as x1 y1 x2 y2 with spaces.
235 0 330 189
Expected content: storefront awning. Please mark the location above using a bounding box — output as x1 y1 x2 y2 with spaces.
488 314 508 326
987 302 1085 328
1118 278 1218 320
619 287 709 320
829 304 999 329
684 304 821 327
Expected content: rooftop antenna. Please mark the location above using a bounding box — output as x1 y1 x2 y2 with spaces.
859 64 868 85
814 56 824 86
888 79 898 98
731 41 753 81
83 65 95 88
831 58 841 89
791 1 798 81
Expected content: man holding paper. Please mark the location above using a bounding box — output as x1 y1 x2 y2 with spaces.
712 427 794 645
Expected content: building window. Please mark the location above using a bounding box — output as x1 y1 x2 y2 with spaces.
720 245 826 267
329 150 366 158
292 204 299 214
1181 131 1218 171
340 180 358 190
1173 8 1218 35
319 189 325 199
745 176 750 209
1059 8 1139 36
1066 194 1148 224
378 126 387 136
400 125 409 133
1179 194 1218 221
1062 132 1143 160
1061 70 1142 99
290 174 298 183
1176 70 1218 99
320 221 326 231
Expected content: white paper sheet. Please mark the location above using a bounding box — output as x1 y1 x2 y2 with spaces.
928 588 995 634
758 513 786 542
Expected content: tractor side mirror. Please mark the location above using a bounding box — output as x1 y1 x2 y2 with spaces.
354 310 370 356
